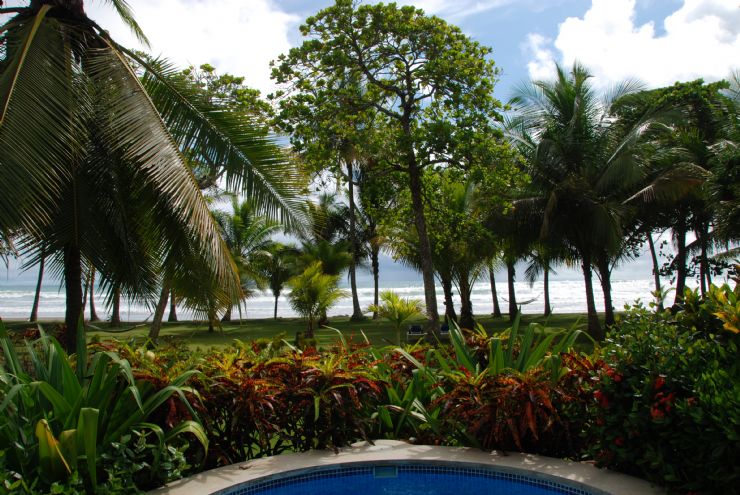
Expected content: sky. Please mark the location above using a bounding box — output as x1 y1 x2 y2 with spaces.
86 0 740 100
2 0 739 286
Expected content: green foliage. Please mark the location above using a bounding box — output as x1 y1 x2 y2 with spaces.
368 290 424 345
589 290 740 494
0 322 206 493
287 262 348 336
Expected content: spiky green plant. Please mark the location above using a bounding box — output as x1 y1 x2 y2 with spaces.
287 262 347 338
0 321 207 492
368 290 424 345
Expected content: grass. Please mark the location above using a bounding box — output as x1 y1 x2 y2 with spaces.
4 312 593 351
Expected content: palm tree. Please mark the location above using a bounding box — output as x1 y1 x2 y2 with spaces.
524 247 557 316
617 78 737 304
0 1 304 350
368 290 424 345
257 242 297 319
213 197 279 322
509 62 660 337
287 261 347 338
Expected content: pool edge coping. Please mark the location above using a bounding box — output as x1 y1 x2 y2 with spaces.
148 440 666 495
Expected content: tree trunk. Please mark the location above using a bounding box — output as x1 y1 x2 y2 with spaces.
458 274 474 330
596 254 614 327
88 269 99 322
149 281 170 341
647 233 664 311
699 221 710 296
63 243 83 354
221 305 232 322
543 267 552 317
168 289 178 322
581 252 603 339
673 227 688 307
441 275 458 323
347 160 364 321
274 294 279 319
507 261 517 321
489 266 502 318
30 253 45 322
371 244 380 320
111 286 121 326
405 127 439 332
305 316 314 339
81 271 89 319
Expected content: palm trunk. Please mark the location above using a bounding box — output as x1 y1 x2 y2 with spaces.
489 266 502 318
507 261 517 321
441 275 457 323
371 244 380 320
673 226 688 307
347 160 364 321
581 252 603 339
88 269 99 322
306 316 315 339
30 253 45 322
543 267 552 317
63 242 83 354
647 233 664 311
222 305 232 322
81 272 89 319
168 289 178 322
699 221 710 296
111 286 121 326
596 254 614 327
149 281 170 341
405 125 439 332
273 293 279 319
458 274 474 329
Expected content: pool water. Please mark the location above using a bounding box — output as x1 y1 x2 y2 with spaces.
219 464 599 495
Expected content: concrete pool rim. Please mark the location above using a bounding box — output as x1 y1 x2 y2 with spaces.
149 440 666 495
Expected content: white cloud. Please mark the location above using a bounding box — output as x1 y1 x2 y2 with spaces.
87 0 299 95
525 0 740 88
525 33 557 81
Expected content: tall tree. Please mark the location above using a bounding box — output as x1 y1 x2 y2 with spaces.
272 0 502 332
256 242 297 319
617 78 737 303
213 197 279 322
509 63 661 337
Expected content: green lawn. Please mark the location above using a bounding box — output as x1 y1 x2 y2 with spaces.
5 312 593 350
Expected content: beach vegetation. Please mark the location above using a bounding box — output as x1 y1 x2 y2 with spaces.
367 290 424 345
287 262 348 339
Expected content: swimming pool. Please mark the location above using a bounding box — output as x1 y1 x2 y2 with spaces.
150 441 665 495
216 462 601 495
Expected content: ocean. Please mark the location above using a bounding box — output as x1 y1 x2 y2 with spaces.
0 275 662 322
1 251 705 322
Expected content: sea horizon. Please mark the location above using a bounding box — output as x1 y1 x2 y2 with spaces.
0 276 681 323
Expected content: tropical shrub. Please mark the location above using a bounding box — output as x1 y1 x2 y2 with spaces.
368 290 424 345
0 323 207 494
287 261 347 338
368 318 595 454
435 321 597 456
589 288 740 494
369 344 446 444
185 338 383 467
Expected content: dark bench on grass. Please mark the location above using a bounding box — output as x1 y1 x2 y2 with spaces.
406 324 424 342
